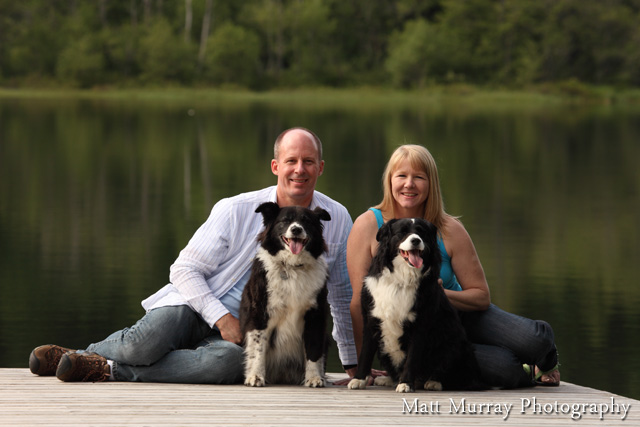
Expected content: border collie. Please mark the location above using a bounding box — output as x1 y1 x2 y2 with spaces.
348 218 484 392
240 202 330 387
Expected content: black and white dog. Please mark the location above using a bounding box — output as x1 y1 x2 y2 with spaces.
348 218 484 392
240 202 330 387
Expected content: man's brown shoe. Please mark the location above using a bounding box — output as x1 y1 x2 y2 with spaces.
29 345 74 376
56 352 111 382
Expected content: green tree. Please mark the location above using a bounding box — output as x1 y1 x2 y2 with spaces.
386 16 476 87
538 0 599 82
621 25 640 85
536 0 640 85
385 19 432 88
243 0 287 80
1 0 640 88
433 0 501 83
327 0 400 83
203 22 261 87
56 35 105 88
286 0 339 85
386 0 506 87
100 24 141 83
138 18 196 83
492 0 547 86
2 1 68 80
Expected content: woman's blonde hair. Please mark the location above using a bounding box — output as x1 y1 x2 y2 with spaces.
374 144 451 231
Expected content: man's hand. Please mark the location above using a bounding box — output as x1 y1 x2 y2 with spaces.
215 313 243 345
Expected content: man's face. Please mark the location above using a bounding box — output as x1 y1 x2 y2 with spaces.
271 129 324 207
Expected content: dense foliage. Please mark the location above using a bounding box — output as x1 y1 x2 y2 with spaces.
1 0 639 89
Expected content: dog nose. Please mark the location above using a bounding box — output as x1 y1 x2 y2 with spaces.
411 237 422 246
290 225 303 236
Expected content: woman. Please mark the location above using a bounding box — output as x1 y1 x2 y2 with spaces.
347 145 560 388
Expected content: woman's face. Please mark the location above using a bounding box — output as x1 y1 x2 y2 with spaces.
390 159 429 215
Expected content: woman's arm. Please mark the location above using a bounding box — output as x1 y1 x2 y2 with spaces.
442 217 491 311
346 210 379 358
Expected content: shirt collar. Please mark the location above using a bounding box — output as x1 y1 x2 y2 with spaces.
269 185 318 209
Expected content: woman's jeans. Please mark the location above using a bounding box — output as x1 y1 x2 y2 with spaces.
460 304 558 389
85 305 244 384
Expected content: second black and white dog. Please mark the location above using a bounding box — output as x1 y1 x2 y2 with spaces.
348 218 484 392
240 202 330 387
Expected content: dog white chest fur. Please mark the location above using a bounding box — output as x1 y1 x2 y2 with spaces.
244 236 328 387
258 246 327 346
365 255 421 367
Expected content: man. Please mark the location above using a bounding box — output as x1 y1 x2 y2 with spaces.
29 127 357 383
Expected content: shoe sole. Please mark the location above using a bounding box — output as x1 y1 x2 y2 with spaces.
55 354 73 381
28 350 46 375
29 345 72 376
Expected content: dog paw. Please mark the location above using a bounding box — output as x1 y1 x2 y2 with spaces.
395 383 414 393
424 380 443 391
304 376 325 388
373 375 395 387
244 375 265 387
347 378 368 390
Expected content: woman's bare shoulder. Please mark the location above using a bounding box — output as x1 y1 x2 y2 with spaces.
352 209 379 228
348 210 380 263
442 215 473 242
349 210 379 242
443 215 466 232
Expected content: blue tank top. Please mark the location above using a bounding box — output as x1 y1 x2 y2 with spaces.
369 208 462 291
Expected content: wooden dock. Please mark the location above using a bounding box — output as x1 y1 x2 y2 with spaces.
1 368 637 426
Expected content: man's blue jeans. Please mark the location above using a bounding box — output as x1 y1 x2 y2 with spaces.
85 305 244 384
460 304 558 389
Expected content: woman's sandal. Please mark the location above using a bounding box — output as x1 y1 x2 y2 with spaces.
523 363 561 387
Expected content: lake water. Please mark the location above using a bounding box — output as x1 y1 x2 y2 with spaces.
1 94 638 399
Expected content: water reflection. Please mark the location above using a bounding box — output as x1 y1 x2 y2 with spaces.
0 96 638 399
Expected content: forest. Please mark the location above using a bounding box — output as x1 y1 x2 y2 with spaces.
1 0 640 90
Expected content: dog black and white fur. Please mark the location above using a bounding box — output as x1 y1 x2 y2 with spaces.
240 202 330 387
348 218 484 393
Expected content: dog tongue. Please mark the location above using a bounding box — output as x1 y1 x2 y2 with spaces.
407 250 423 269
288 239 304 255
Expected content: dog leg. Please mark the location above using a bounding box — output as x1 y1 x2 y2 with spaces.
348 308 380 391
244 329 267 387
395 383 414 393
347 376 371 390
373 375 395 387
396 320 428 394
303 358 325 388
424 379 443 391
302 292 327 388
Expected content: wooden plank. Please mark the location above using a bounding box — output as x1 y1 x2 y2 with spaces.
0 369 637 426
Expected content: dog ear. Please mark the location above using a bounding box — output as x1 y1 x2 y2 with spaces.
374 219 396 265
376 219 396 242
425 220 439 245
255 202 280 226
312 207 331 222
419 219 441 271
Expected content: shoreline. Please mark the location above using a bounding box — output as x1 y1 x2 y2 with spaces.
2 85 640 109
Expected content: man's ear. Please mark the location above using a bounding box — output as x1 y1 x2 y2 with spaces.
271 159 279 176
318 160 324 176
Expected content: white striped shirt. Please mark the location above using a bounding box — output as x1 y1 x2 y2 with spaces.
141 186 356 365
